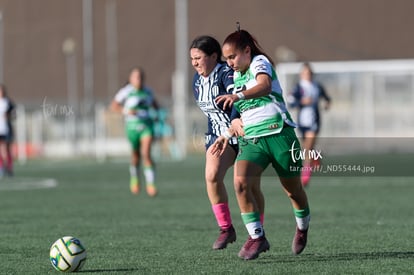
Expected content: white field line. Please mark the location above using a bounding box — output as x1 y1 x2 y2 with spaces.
0 178 58 191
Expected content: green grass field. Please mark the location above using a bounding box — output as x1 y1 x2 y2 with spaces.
1 154 413 274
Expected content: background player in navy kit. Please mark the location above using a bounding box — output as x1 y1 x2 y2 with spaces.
288 62 331 186
0 84 15 177
190 35 264 250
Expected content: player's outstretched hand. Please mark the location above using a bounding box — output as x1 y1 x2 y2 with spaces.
231 118 245 137
210 136 228 157
215 94 239 110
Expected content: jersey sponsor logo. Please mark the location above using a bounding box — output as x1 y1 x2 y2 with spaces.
198 101 215 108
268 123 279 130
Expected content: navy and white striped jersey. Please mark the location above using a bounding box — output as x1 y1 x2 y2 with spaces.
0 97 14 136
192 63 234 137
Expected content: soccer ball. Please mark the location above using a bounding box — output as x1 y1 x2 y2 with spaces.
49 236 87 272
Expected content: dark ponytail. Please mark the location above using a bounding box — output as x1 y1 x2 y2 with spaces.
223 29 274 66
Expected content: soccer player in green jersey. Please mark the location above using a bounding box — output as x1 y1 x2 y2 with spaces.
212 28 311 260
111 67 159 197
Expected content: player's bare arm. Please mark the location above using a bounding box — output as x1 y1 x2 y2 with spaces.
110 100 123 113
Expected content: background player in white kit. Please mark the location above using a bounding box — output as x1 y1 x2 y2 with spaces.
111 67 159 197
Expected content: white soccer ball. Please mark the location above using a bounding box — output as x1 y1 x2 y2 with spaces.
49 236 87 272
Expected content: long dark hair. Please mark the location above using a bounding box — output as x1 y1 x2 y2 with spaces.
223 29 274 66
190 35 223 64
123 66 145 87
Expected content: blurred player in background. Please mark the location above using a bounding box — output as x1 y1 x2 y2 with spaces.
288 62 331 186
190 35 264 250
111 67 159 197
0 84 15 177
213 27 311 260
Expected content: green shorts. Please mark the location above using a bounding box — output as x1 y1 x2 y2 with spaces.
125 119 154 151
236 126 302 178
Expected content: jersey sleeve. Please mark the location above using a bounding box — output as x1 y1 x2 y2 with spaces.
191 73 200 100
318 83 331 102
220 64 235 94
114 85 130 104
250 55 273 79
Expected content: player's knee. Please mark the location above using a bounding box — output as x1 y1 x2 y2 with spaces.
234 179 249 195
205 171 220 184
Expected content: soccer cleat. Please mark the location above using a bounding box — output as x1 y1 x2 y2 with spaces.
146 184 158 197
130 177 140 194
292 227 308 255
238 235 270 260
212 225 236 250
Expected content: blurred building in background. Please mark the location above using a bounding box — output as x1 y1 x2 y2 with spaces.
0 0 413 161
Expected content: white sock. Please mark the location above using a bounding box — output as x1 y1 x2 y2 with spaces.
144 166 155 185
245 222 264 239
129 165 138 178
295 215 311 231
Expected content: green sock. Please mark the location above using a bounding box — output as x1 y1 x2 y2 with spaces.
293 207 310 218
241 212 261 224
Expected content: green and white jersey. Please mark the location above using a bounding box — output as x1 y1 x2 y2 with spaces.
114 84 155 122
233 55 296 139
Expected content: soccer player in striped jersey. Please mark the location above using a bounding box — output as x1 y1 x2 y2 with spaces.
212 28 311 260
190 35 264 250
111 67 159 197
0 84 15 177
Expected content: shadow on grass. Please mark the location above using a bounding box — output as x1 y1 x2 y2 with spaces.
259 251 414 263
79 268 144 273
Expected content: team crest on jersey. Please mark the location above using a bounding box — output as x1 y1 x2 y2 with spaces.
268 123 279 129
